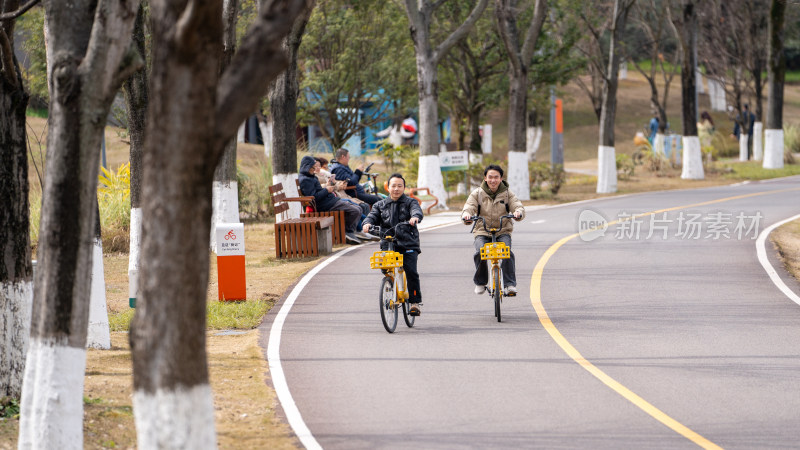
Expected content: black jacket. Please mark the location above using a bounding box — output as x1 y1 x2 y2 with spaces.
298 156 339 212
329 161 365 197
363 194 423 252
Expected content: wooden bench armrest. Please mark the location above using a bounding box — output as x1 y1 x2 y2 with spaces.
407 187 438 214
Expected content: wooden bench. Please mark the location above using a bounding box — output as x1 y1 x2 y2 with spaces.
383 182 439 214
295 179 347 245
268 183 334 258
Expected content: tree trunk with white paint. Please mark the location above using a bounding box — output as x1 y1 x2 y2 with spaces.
681 136 704 180
211 0 241 250
129 1 309 447
269 10 309 220
596 0 633 194
123 4 148 312
0 0 34 400
258 116 273 157
654 132 666 156
19 0 141 446
87 210 110 349
764 0 787 170
495 0 546 202
753 122 764 161
675 1 703 180
739 134 750 161
526 125 542 161
404 0 490 209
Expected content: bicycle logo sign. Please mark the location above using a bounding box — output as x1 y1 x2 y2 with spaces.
224 230 236 241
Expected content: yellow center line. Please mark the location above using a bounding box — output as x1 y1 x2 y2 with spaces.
529 186 800 449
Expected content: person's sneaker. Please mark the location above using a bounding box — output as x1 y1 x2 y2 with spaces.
474 285 486 295
409 303 421 316
505 285 518 296
355 231 379 241
345 233 363 245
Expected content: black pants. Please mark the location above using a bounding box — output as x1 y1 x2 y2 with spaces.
473 234 516 287
382 243 421 303
327 200 362 233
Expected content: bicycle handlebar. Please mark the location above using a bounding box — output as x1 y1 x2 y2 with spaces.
463 214 516 234
367 221 415 240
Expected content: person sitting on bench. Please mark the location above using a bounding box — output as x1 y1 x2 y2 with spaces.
298 156 371 244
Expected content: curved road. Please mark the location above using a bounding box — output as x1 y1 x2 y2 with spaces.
262 176 800 449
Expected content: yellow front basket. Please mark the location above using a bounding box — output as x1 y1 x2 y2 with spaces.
370 251 404 270
480 242 510 260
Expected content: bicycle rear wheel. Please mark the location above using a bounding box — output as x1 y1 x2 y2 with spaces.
402 300 416 328
492 266 502 322
379 277 398 333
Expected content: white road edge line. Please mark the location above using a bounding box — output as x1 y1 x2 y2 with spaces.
267 245 360 450
269 183 800 449
267 225 445 449
756 213 800 306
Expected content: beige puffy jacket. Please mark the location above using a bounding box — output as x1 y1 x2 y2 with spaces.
462 181 524 237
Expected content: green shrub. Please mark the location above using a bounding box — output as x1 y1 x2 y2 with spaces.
238 161 273 222
206 299 272 329
784 124 800 154
528 161 566 197
0 397 20 419
97 164 132 252
616 153 634 180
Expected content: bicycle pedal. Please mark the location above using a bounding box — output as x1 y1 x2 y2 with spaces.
505 292 516 297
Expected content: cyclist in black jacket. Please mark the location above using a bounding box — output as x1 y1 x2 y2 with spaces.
362 173 424 315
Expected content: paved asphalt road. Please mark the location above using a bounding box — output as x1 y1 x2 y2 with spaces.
262 175 800 449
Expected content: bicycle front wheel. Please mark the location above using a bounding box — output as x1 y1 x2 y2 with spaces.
492 266 502 322
380 276 398 333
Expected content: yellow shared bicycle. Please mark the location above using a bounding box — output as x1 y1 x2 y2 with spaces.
464 215 515 322
368 222 416 333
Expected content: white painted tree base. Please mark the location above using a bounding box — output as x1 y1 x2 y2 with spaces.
133 384 217 449
507 151 530 201
681 136 705 180
526 126 542 161
19 339 87 450
88 238 110 349
753 122 763 161
0 280 33 396
210 181 240 250
763 129 785 169
128 207 141 308
739 134 750 161
237 121 245 143
259 120 273 158
273 173 302 221
596 146 617 194
653 132 666 156
417 155 448 210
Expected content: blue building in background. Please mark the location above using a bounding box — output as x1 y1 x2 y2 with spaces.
303 90 451 156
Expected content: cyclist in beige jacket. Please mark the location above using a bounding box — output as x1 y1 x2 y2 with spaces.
461 165 525 296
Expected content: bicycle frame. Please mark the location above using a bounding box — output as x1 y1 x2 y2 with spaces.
466 215 515 321
369 222 415 332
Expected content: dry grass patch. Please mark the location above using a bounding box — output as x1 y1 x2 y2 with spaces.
771 219 800 283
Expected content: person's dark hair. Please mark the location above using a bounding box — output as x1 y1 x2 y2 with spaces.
335 148 349 160
743 103 750 110
314 156 328 167
700 111 714 126
387 173 406 187
484 164 504 177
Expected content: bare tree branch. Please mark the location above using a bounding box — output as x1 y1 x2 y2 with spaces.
521 0 547 64
215 0 312 146
433 0 489 64
0 0 40 21
0 28 17 87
